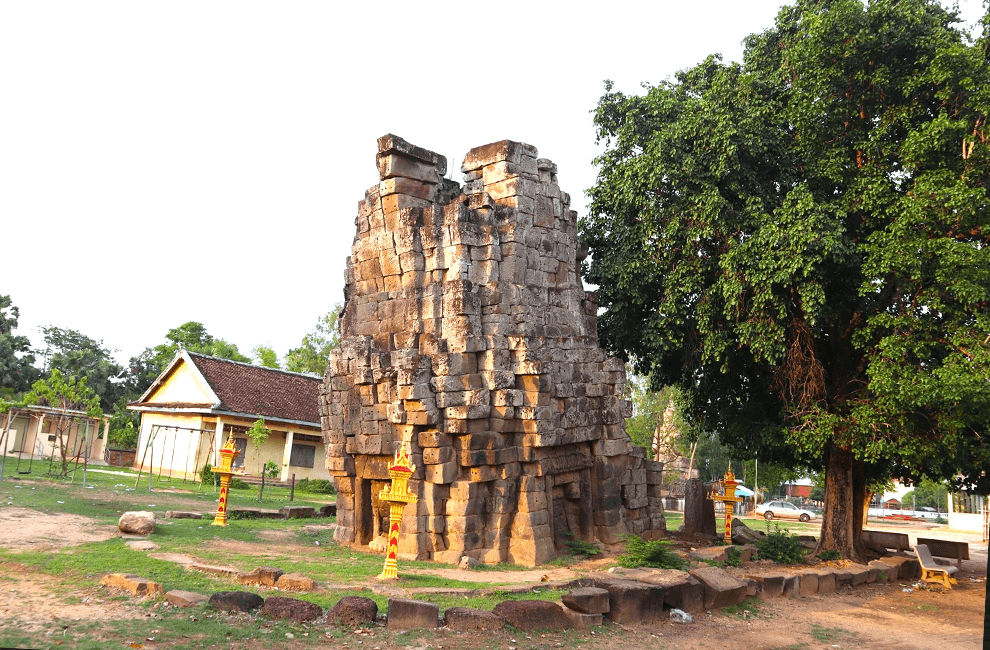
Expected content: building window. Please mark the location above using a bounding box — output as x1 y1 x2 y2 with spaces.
290 443 316 468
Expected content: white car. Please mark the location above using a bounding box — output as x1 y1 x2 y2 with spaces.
756 500 816 522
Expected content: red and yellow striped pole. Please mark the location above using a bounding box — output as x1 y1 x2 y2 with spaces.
377 442 417 581
212 436 241 527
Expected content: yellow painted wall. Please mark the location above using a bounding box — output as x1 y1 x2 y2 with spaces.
135 413 212 480
146 361 214 404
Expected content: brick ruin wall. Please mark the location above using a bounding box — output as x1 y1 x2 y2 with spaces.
319 134 665 566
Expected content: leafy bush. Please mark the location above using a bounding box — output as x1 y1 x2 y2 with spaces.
725 546 743 567
562 533 602 557
618 536 687 570
756 524 805 564
200 463 215 484
230 477 250 490
200 463 249 489
263 461 280 478
296 478 336 494
816 549 841 562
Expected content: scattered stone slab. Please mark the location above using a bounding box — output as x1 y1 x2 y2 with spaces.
746 573 786 599
327 596 378 626
815 569 837 593
492 600 571 631
781 574 800 598
118 511 156 535
262 596 324 622
796 571 819 596
591 578 665 624
238 567 285 587
275 572 317 591
560 604 602 629
209 591 264 613
730 518 765 545
125 540 158 551
387 597 440 629
149 552 196 565
319 503 337 518
690 547 730 563
443 607 505 632
231 508 282 519
165 590 209 608
100 573 163 597
868 560 898 583
688 566 748 610
561 587 610 615
280 506 316 519
190 563 240 577
165 511 203 519
636 570 704 614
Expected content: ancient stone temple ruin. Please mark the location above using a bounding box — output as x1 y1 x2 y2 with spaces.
319 134 665 565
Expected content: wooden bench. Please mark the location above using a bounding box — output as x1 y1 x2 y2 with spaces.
916 537 969 569
914 544 958 589
861 529 910 552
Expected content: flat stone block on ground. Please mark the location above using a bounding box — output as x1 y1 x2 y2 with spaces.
101 573 163 597
165 511 202 519
492 600 571 631
591 577 665 624
637 569 705 614
387 598 440 629
561 587 610 615
190 563 240 577
796 571 819 596
280 506 317 519
238 567 285 587
746 573 786 599
560 604 602 629
165 590 209 608
443 607 505 631
275 572 316 591
688 566 748 610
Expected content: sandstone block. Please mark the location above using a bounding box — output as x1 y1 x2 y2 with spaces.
238 567 284 587
592 578 665 624
638 569 705 614
209 591 264 613
492 600 571 631
746 573 787 598
165 590 209 608
100 573 163 597
443 607 505 631
688 566 748 610
275 573 316 591
561 587 610 615
327 596 378 626
387 597 440 629
262 596 323 622
118 511 155 536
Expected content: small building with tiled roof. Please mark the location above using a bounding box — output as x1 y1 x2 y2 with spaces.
128 350 328 483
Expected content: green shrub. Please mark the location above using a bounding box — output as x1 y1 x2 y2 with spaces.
816 549 841 562
230 477 250 490
200 463 215 484
756 524 805 564
200 463 249 489
725 546 743 567
263 461 281 478
562 532 602 557
296 478 336 494
618 536 687 570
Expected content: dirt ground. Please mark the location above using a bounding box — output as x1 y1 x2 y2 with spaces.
0 509 985 649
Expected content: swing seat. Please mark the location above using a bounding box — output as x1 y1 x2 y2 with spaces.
17 470 30 475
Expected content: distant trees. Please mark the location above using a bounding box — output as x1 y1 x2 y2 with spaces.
285 306 341 375
21 369 103 477
0 294 38 398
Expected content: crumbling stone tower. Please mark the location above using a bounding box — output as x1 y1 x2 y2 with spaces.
320 134 665 565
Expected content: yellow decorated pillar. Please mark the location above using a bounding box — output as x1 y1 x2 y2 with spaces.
376 442 418 581
212 435 241 527
714 465 743 544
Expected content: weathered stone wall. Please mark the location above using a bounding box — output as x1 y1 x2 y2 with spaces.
320 134 665 565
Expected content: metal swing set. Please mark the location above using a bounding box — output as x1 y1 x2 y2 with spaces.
133 424 218 492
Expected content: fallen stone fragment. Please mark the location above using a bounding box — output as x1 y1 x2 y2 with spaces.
559 604 602 629
592 577 665 624
280 506 316 519
458 556 481 570
118 511 155 535
561 587 610 615
165 590 209 608
165 511 202 519
275 572 316 591
387 597 440 629
189 563 240 577
208 591 264 613
327 596 378 626
319 503 337 518
101 573 163 597
261 596 323 622
125 540 158 551
443 607 505 631
238 567 284 587
638 570 705 614
688 566 748 610
492 600 571 631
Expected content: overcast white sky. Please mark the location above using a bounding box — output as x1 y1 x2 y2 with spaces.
2 1 984 366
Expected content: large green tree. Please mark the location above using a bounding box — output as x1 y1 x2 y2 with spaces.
21 369 103 477
38 326 124 409
285 306 341 375
0 294 38 397
582 0 989 560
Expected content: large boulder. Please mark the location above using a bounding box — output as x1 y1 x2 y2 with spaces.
209 591 264 613
262 596 323 622
327 596 378 626
492 600 571 631
118 511 156 535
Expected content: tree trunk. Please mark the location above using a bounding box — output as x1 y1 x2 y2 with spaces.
815 447 867 562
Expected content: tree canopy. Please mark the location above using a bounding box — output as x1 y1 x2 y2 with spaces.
21 369 103 477
582 0 989 559
38 326 125 410
0 294 38 397
285 306 341 375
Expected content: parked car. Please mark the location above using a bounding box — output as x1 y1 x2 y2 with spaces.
756 500 816 522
